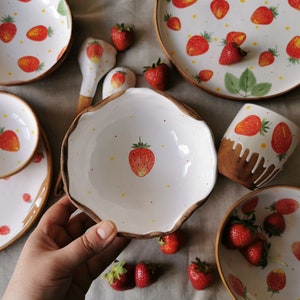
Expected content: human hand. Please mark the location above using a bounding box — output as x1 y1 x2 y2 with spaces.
2 195 130 300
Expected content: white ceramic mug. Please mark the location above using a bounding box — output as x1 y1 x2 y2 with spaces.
218 103 300 189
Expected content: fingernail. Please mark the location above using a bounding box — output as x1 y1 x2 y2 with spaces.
97 221 116 240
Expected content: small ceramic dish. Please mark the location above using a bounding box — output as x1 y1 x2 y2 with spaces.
61 87 217 238
216 185 300 299
0 0 72 85
0 92 40 178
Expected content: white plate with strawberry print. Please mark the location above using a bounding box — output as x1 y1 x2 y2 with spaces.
0 129 52 251
216 185 300 299
61 87 217 238
0 0 72 85
155 0 300 100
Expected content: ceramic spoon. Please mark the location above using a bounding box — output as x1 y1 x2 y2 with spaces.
53 37 117 196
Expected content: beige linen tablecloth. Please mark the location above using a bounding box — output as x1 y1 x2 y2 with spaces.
1 1 300 299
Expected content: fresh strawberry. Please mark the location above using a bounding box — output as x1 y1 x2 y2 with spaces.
241 238 270 268
225 31 247 46
188 257 214 290
164 13 181 31
135 262 160 288
219 42 247 65
0 15 17 43
193 69 213 83
0 128 20 152
128 137 155 177
158 228 187 254
102 260 135 291
271 122 293 160
258 47 278 67
143 58 170 90
274 198 299 214
26 25 53 41
263 212 286 237
289 0 300 10
234 115 270 136
210 0 230 20
186 32 211 56
250 6 278 25
266 268 286 295
241 196 259 214
172 0 197 8
111 23 134 52
291 241 300 260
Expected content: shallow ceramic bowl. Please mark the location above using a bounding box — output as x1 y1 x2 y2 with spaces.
216 185 300 299
0 92 40 178
62 88 217 238
0 0 72 85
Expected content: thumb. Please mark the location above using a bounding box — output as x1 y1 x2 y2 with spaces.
57 220 117 270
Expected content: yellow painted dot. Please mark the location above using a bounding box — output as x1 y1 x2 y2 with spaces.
225 23 229 28
88 190 92 195
170 50 175 55
3 114 8 118
166 184 171 188
17 160 21 165
19 40 24 44
253 42 257 46
161 144 165 148
48 49 52 53
16 129 20 133
286 26 290 31
188 34 192 38
8 72 12 76
240 0 245 2
192 14 197 19
249 65 254 70
213 37 218 42
121 193 125 198
192 60 196 64
279 75 284 80
110 156 115 161
261 143 267 149
256 25 260 29
216 87 221 92
246 105 251 110
14 12 17 16
42 9 46 13
151 219 156 223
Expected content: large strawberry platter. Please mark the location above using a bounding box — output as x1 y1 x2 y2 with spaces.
155 0 300 100
0 0 72 85
216 185 300 299
61 88 217 238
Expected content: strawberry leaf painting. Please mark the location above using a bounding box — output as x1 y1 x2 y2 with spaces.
224 68 272 97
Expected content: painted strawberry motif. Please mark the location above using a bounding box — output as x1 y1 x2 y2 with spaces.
274 198 299 214
86 41 103 64
210 0 229 20
111 71 126 88
288 0 300 10
266 268 286 295
241 196 259 214
286 36 300 64
129 137 155 177
291 241 300 260
193 70 213 83
23 193 32 203
0 225 10 235
172 0 197 8
219 42 247 65
250 6 278 25
0 15 17 43
164 13 181 31
228 273 247 298
32 151 44 163
186 32 211 56
258 47 278 67
234 115 270 136
271 122 293 160
18 56 43 73
225 31 246 46
26 25 54 41
0 128 20 152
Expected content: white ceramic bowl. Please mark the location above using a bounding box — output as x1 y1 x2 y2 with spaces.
62 88 217 238
0 92 40 178
0 0 72 85
216 185 300 299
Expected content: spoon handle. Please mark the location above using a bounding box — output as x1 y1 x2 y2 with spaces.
76 95 93 114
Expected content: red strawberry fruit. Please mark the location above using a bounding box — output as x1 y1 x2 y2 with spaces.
0 15 17 43
210 0 230 20
111 23 134 52
286 35 300 64
250 6 278 25
225 31 247 46
234 115 270 136
135 262 160 288
289 0 300 10
18 56 42 73
274 198 299 214
241 196 259 214
164 13 181 31
86 41 103 64
188 257 214 290
158 228 187 254
291 241 300 260
241 238 270 268
26 25 53 41
266 268 286 295
102 260 135 291
0 128 20 152
172 0 197 8
271 122 293 160
128 137 155 177
258 47 278 67
263 212 286 237
219 42 247 65
143 58 170 90
186 32 211 56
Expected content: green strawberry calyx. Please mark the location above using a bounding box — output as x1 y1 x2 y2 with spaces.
260 118 271 136
131 137 150 149
101 260 128 284
192 257 213 274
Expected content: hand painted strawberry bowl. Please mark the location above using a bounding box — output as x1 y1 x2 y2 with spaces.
216 185 300 299
0 92 40 178
61 87 217 238
0 0 72 85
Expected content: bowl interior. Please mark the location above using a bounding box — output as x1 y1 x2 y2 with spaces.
0 92 39 178
63 88 217 238
0 0 72 85
216 186 300 299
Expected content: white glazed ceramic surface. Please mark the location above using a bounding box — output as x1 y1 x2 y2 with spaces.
63 88 217 238
155 0 300 100
0 130 52 251
0 92 40 178
216 186 300 299
0 0 72 85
